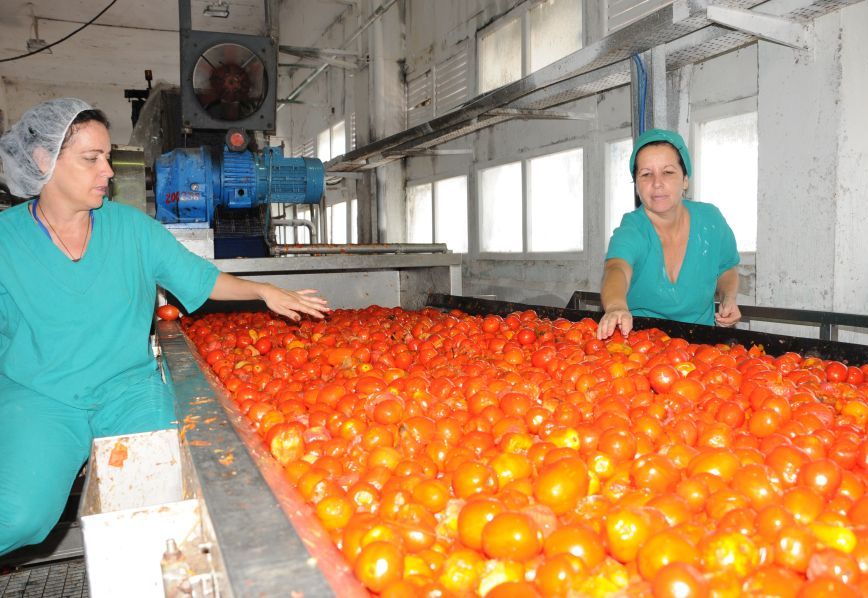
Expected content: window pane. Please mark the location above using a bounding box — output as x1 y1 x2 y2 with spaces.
478 17 522 93
296 205 311 243
697 112 758 251
528 149 583 252
330 200 347 244
530 0 583 72
479 163 522 252
350 198 358 244
331 121 346 158
317 129 330 161
434 176 468 253
406 183 433 243
605 138 635 248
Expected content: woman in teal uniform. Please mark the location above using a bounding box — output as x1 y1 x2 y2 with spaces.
597 128 741 340
0 98 330 555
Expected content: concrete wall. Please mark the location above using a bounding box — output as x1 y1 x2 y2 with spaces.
834 0 868 318
752 2 867 341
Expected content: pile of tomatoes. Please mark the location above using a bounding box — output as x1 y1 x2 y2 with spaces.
181 306 868 597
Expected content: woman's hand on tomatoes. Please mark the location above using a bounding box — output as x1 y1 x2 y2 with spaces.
156 303 181 321
598 308 632 340
259 285 330 321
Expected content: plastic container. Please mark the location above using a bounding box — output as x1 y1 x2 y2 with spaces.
78 429 218 598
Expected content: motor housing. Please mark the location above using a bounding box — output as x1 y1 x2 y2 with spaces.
155 145 324 224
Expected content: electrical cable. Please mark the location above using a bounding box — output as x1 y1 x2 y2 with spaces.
631 54 647 135
0 0 118 63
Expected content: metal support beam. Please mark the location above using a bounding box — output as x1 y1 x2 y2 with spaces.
706 5 812 51
278 45 360 69
282 0 399 104
279 45 359 57
650 45 668 129
486 108 596 120
325 171 367 179
382 148 473 157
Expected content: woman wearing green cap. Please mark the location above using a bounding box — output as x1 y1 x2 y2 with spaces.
597 128 741 339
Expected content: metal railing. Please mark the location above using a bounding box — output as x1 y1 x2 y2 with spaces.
566 291 868 342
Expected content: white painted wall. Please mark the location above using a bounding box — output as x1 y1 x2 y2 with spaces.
754 2 867 340
2 78 136 146
835 0 868 319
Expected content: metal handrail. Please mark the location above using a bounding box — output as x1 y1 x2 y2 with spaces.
566 291 868 342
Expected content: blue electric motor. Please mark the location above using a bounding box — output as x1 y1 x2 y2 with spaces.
154 144 325 224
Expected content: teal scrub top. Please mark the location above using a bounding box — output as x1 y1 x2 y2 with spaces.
0 199 219 407
606 200 739 326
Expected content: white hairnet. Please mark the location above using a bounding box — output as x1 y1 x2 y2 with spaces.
0 98 94 198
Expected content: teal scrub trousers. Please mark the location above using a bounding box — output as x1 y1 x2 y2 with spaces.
0 368 176 555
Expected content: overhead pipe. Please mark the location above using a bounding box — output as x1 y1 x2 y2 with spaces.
282 0 399 103
269 243 448 256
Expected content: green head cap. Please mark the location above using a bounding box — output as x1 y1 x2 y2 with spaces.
629 128 692 181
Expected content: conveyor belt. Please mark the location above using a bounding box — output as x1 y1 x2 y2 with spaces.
427 293 868 364
0 559 88 598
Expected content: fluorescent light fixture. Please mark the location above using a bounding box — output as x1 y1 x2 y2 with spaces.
203 0 230 18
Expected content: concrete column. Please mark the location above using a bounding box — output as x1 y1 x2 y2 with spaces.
756 14 841 310
834 1 868 314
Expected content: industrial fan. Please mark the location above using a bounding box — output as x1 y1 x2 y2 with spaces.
179 30 277 131
193 42 266 122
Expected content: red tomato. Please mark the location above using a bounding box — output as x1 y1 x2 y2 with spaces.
180 306 868 596
648 364 679 393
156 304 181 321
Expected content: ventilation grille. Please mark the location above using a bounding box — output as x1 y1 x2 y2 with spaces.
406 43 470 129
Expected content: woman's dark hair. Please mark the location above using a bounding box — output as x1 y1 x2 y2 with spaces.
60 109 111 150
631 140 687 180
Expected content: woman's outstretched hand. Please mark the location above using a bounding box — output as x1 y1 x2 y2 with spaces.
598 308 633 340
260 286 330 321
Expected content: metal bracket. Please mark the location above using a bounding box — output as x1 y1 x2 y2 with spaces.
706 5 813 51
278 45 360 70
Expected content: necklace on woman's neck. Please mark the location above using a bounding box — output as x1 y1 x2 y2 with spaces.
36 201 91 262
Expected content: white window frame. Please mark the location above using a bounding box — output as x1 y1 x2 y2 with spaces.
324 190 356 244
477 0 584 95
475 140 586 261
601 127 636 251
405 174 470 253
690 95 758 265
316 120 347 162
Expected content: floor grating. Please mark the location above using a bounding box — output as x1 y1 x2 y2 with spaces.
0 559 88 598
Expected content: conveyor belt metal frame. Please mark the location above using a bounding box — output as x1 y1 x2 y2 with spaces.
155 291 865 595
158 322 365 597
